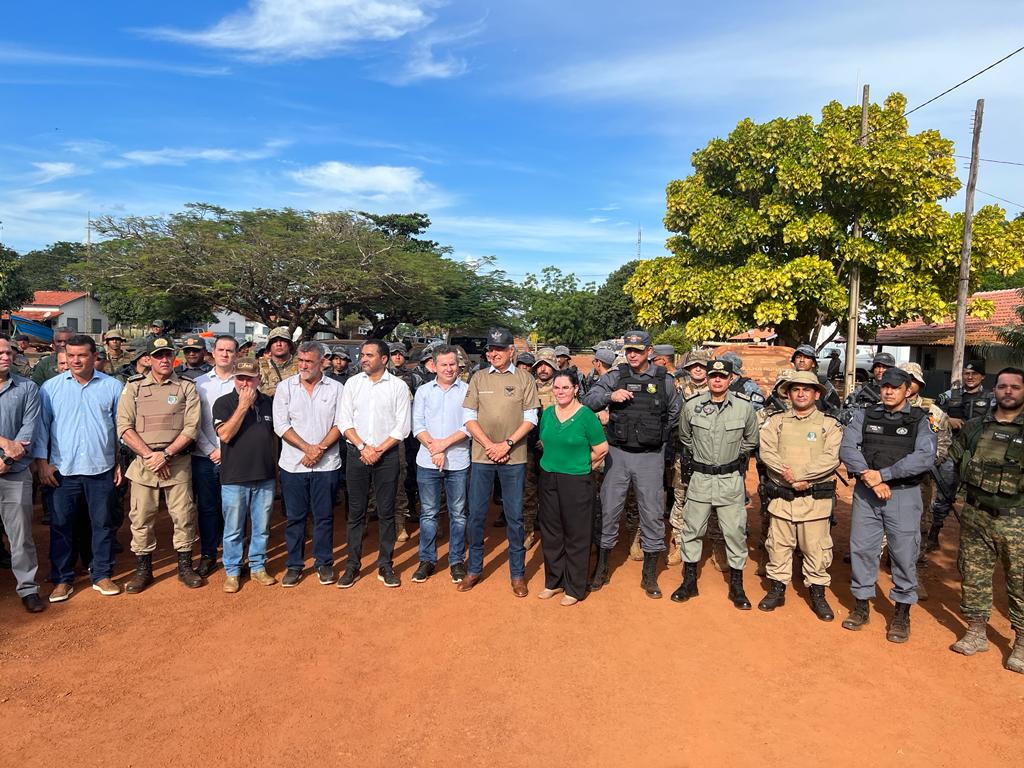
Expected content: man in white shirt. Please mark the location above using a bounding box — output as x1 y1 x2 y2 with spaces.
337 339 411 589
191 335 238 577
273 341 344 588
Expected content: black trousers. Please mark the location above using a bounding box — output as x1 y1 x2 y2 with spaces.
539 469 594 599
345 445 400 569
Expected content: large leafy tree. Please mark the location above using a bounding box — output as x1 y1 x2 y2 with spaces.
0 244 32 314
592 260 640 340
519 267 598 347
16 242 88 292
626 93 1024 347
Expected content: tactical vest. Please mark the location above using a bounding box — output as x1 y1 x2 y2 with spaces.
607 363 670 451
960 418 1024 509
861 406 927 485
945 388 992 423
729 376 753 395
778 411 831 476
536 380 557 409
132 377 189 448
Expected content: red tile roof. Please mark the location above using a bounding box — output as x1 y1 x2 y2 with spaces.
2 310 58 321
27 291 88 307
872 289 1022 346
727 328 777 342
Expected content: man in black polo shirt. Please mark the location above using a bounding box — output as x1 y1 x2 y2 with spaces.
213 358 279 593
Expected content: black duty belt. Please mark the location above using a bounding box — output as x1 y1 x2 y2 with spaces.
691 457 744 476
965 494 1024 517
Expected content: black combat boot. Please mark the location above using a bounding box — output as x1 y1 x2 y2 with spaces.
671 562 699 603
589 548 611 592
177 551 204 589
808 584 835 622
842 598 870 630
125 554 153 594
641 552 662 599
886 602 911 644
757 579 786 612
923 522 942 553
727 567 751 610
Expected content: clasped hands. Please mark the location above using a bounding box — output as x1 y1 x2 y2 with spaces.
859 468 892 500
781 465 810 493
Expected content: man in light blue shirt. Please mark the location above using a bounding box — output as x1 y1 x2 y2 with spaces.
34 334 124 601
411 345 470 584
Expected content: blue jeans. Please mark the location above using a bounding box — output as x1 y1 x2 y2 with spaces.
416 465 468 566
467 462 526 579
192 455 223 558
50 470 115 583
280 470 337 570
221 480 274 577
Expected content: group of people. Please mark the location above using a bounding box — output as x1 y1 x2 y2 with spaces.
1 324 1021 674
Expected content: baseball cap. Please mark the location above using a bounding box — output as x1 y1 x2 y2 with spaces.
682 350 710 369
594 348 616 367
879 367 911 387
707 358 734 377
652 344 675 357
622 330 651 350
181 336 205 351
234 358 260 377
964 359 986 375
147 337 176 356
150 319 164 328
486 327 515 347
516 352 536 367
553 345 571 358
871 352 896 369
388 342 406 355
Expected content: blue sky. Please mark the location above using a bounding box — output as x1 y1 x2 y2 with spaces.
1 1 1022 283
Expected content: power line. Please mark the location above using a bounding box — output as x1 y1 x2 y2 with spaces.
953 154 1024 167
977 189 1024 209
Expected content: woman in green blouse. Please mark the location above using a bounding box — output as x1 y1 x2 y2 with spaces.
537 370 608 605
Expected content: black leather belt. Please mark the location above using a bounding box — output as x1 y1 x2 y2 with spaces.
691 458 744 475
965 494 1024 517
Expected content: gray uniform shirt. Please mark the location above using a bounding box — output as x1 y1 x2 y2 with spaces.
679 391 759 505
0 374 41 473
582 363 682 435
840 402 937 481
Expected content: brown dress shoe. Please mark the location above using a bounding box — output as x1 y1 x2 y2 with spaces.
511 578 528 598
457 573 481 592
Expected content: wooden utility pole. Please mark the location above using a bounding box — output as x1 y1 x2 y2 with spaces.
950 98 985 391
844 85 870 396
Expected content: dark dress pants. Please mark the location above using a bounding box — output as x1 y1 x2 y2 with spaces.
539 469 595 600
345 445 400 569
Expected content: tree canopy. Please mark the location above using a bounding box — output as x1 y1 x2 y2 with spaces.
84 204 517 338
626 93 1024 347
16 242 88 293
0 244 32 315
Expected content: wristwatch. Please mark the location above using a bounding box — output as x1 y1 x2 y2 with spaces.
163 450 173 462
1 454 13 466
356 442 367 451
505 439 514 449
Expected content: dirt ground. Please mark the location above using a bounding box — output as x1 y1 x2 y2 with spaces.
2 477 1021 768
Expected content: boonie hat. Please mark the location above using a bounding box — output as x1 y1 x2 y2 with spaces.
779 370 825 396
516 352 536 367
533 347 558 371
127 338 149 362
486 327 515 347
622 330 651 350
103 330 126 342
235 358 260 377
719 351 743 373
707 358 734 377
266 326 294 346
388 342 406 355
682 350 710 369
899 362 927 387
150 319 164 329
791 344 817 362
879 367 912 388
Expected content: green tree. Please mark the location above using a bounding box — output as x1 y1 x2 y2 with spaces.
519 267 598 347
0 244 32 314
16 242 88 292
627 93 1024 347
592 260 640 339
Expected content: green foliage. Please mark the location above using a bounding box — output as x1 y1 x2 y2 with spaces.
0 244 33 314
627 93 1024 346
16 242 88 292
653 325 693 352
592 260 640 340
519 267 599 347
997 288 1024 365
976 267 1024 291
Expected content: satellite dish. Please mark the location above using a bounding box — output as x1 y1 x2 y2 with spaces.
292 326 303 343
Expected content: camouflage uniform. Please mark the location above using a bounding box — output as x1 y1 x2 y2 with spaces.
522 348 558 547
949 408 1024 671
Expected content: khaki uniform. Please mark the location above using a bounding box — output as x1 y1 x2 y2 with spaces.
257 354 299 397
669 380 709 551
523 379 557 537
116 373 201 555
758 409 842 585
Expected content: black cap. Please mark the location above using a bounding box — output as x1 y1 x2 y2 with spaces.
486 327 514 347
964 359 986 375
707 358 734 377
871 352 896 369
879 368 911 388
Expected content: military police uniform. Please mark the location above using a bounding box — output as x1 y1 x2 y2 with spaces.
667 351 711 566
116 338 203 592
674 358 759 609
948 406 1024 671
257 327 300 397
756 371 842 620
839 368 937 642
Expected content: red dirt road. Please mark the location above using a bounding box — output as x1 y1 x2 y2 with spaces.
2 482 1021 768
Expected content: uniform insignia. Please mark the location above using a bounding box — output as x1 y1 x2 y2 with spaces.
702 405 715 415
167 394 178 405
646 383 657 393
895 426 909 435
490 330 503 341
504 385 515 397
127 374 145 382
866 424 884 433
154 338 169 348
807 431 817 441
626 383 641 392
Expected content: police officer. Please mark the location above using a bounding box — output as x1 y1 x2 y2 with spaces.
756 371 842 620
584 330 681 598
930 359 992 549
144 319 170 344
844 352 895 413
948 366 1024 673
553 345 574 372
102 330 128 373
414 346 437 384
327 346 355 385
791 344 841 415
12 334 33 375
719 351 765 410
522 348 559 549
515 351 536 373
672 358 759 609
257 326 299 397
176 336 213 381
116 339 150 383
651 344 677 377
116 337 204 592
839 366 937 643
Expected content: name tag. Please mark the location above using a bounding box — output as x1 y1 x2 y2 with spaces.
993 431 1010 442
626 384 641 392
865 424 884 433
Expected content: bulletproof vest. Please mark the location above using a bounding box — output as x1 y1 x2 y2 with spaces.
132 376 190 448
960 419 1024 506
855 380 881 406
860 406 927 476
777 411 831 479
607 363 670 450
945 387 992 422
536 379 557 409
729 376 753 395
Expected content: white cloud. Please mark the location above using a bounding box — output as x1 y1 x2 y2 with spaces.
32 162 80 184
0 43 228 77
119 140 289 166
146 0 433 59
288 160 451 209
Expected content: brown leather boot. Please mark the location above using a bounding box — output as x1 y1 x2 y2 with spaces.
950 617 989 656
125 554 153 594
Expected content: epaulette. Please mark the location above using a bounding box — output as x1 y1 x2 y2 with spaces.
732 391 751 402
127 374 145 382
684 391 705 403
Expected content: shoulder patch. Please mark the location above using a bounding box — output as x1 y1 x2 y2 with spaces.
732 392 751 402
684 392 704 403
127 374 145 382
